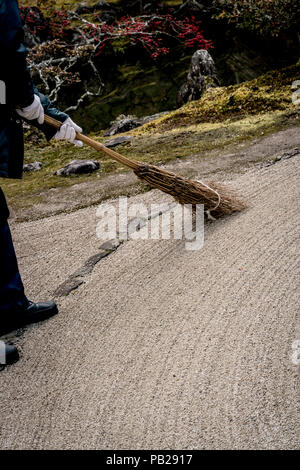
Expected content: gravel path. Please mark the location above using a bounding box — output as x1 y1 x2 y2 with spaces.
0 154 299 449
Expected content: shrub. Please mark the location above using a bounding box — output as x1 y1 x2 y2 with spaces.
213 0 300 37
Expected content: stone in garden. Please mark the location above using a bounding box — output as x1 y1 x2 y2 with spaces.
104 116 141 136
177 0 205 13
95 0 110 8
104 112 169 136
54 160 100 176
23 161 42 172
176 49 220 107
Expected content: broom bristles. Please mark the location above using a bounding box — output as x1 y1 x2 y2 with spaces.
134 164 246 218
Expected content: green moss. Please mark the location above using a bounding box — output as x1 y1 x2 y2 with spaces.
112 37 132 55
138 64 300 133
165 0 182 4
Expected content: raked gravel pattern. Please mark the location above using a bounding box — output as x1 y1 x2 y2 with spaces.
0 156 299 449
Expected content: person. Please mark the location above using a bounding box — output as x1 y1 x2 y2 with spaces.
0 0 83 365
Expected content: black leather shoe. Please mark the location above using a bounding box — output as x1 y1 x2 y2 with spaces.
21 301 58 325
0 301 58 336
0 343 19 365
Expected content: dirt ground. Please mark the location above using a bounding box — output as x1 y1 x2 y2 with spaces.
0 126 299 449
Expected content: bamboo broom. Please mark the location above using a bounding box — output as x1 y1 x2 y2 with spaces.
44 114 245 218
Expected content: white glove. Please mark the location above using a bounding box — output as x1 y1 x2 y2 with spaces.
54 117 83 147
16 94 44 124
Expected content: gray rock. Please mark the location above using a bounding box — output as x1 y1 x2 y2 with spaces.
104 136 133 148
104 112 170 136
176 49 219 107
95 0 109 7
104 116 141 136
177 0 205 13
54 160 100 176
54 241 122 297
23 161 42 172
99 239 121 251
53 277 84 297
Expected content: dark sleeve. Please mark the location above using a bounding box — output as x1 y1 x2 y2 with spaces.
33 87 69 141
0 0 34 107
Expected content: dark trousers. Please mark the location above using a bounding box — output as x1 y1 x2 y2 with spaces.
0 188 28 319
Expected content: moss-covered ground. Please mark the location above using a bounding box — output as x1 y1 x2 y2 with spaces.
137 64 300 132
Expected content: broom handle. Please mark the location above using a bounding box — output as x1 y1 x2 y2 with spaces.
44 114 139 171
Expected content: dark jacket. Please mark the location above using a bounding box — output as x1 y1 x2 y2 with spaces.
0 0 68 179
